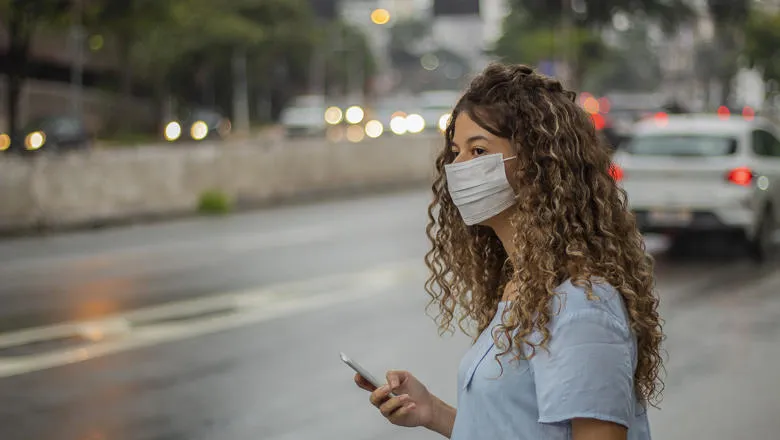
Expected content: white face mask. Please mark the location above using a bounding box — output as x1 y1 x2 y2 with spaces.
444 153 517 226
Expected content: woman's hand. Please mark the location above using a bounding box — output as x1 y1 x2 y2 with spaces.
354 370 435 428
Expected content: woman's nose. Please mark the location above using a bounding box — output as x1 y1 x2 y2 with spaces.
452 153 470 164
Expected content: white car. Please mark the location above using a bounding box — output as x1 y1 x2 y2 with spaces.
612 114 780 261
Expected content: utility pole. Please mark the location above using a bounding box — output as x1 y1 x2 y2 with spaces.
231 46 251 137
308 21 325 96
69 0 84 120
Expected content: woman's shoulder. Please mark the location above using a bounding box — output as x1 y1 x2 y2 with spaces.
549 278 630 332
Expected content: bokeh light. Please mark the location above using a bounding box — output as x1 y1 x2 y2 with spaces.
345 106 365 125
0 133 10 151
370 8 391 25
583 96 600 114
346 124 365 143
25 131 46 150
365 120 384 138
190 121 209 141
405 114 425 134
165 122 182 141
717 106 731 120
390 116 408 135
438 113 451 132
324 106 343 125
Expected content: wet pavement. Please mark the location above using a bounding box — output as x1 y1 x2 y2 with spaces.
0 189 778 439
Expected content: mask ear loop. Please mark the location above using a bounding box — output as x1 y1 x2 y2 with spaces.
503 155 517 162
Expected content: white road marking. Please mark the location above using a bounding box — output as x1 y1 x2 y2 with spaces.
0 238 715 379
0 260 424 378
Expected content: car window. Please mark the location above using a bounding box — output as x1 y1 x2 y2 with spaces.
51 118 82 137
626 134 738 156
751 129 780 157
768 130 780 157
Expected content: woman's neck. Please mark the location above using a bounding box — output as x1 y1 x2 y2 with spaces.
484 208 516 256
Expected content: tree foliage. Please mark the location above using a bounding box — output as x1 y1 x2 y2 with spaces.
582 23 662 93
744 9 780 86
510 0 694 28
1 0 375 134
494 0 694 89
492 7 607 88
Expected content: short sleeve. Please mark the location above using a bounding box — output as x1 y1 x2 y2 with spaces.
529 309 635 428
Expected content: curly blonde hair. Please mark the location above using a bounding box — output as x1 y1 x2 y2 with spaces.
424 63 664 406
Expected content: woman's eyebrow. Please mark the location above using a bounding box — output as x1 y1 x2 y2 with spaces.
451 135 490 148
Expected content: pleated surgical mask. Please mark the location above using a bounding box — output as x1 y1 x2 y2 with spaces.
444 153 517 225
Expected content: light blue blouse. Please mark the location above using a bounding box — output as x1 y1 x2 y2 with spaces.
451 280 652 440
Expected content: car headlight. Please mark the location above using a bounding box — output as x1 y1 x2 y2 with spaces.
25 131 46 150
0 133 10 151
324 107 343 125
438 113 451 132
405 114 425 134
364 120 384 138
164 122 182 141
190 121 209 141
390 116 408 135
345 106 365 124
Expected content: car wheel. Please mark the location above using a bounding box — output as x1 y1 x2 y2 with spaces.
749 207 775 263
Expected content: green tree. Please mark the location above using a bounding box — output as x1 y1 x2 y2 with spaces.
88 0 318 129
492 8 607 88
496 0 694 88
84 0 176 132
0 0 70 133
319 21 376 99
582 23 662 93
744 10 780 89
512 0 694 28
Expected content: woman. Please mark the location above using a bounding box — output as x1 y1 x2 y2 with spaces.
353 63 664 439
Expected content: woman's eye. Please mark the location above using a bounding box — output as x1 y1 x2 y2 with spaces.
473 147 487 155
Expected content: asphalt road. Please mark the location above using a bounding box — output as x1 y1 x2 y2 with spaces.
0 189 778 440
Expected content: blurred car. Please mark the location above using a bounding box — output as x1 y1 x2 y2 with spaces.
612 114 780 261
281 95 328 138
2 115 91 154
420 90 459 133
164 108 232 143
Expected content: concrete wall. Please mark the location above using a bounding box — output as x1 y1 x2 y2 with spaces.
0 136 442 232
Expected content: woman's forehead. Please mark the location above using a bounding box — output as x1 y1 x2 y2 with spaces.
454 113 491 138
453 112 510 146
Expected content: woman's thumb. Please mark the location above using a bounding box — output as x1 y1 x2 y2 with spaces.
386 370 407 390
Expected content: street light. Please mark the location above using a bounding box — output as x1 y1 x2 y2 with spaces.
370 8 391 25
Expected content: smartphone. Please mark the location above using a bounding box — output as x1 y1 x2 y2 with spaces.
340 352 396 396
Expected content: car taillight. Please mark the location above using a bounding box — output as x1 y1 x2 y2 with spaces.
727 167 753 186
609 164 624 181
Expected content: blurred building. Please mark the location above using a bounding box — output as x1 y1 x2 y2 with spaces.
481 0 511 48
430 0 506 74
0 26 154 133
338 0 505 95
651 0 776 110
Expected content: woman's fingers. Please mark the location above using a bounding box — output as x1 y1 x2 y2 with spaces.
389 402 417 421
386 370 407 390
369 385 393 407
379 394 411 417
354 373 376 392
